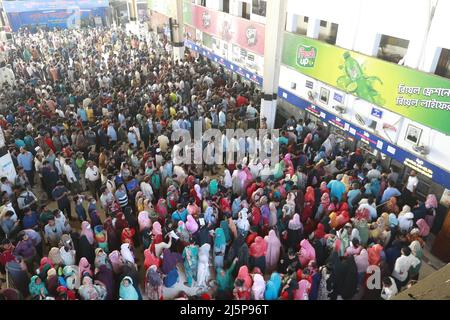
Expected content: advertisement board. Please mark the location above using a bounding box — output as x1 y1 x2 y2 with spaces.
281 32 450 136
148 0 177 18
183 2 265 56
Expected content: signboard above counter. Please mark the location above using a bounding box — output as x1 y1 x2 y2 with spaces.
183 1 265 56
278 87 450 190
281 32 450 136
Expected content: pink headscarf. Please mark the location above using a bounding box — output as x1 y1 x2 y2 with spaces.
81 221 94 245
425 194 438 209
416 219 430 237
156 199 167 217
250 236 267 258
294 279 311 300
354 248 369 274
320 182 329 194
299 239 315 267
78 257 92 279
108 250 124 274
265 230 282 273
320 193 330 209
151 222 162 236
237 266 252 289
138 211 151 231
304 133 313 145
186 215 199 234
288 214 303 231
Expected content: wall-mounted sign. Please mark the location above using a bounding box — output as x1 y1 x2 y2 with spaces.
371 107 383 119
278 87 450 190
305 80 314 89
183 1 265 56
281 32 450 136
333 92 343 103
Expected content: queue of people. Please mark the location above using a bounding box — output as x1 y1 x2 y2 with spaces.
0 25 438 300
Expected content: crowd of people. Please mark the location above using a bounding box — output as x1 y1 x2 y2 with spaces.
0 25 439 300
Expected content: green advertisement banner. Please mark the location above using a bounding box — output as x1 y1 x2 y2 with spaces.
281 32 450 135
148 0 177 18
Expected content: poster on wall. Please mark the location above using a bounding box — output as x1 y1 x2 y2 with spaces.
440 189 450 208
0 152 17 182
183 2 265 56
405 124 422 145
281 32 450 136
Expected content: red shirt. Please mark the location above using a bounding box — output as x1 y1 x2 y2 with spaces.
236 95 249 108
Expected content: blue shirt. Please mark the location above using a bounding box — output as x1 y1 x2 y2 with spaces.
17 152 34 171
77 108 87 122
381 187 402 204
327 180 346 202
107 125 117 141
172 209 188 223
23 212 39 229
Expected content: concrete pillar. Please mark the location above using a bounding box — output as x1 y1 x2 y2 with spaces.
285 12 298 33
260 0 287 129
172 0 185 61
128 0 138 22
307 18 320 39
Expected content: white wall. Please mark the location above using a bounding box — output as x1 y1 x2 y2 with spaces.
286 0 438 70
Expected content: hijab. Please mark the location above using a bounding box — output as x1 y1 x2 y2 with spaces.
81 221 95 245
236 266 252 289
264 272 281 300
388 213 399 228
151 221 162 237
194 184 202 200
416 219 430 237
214 228 226 250
120 243 135 264
119 276 139 300
79 257 93 278
288 213 303 231
368 244 383 266
224 169 232 188
249 236 267 258
186 215 199 234
425 194 438 209
48 247 63 266
29 275 47 298
138 211 151 231
252 274 266 300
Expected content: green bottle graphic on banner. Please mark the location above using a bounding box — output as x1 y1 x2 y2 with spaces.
337 51 384 105
296 45 317 68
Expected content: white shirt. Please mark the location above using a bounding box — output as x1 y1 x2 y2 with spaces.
63 164 77 183
406 176 419 193
392 254 420 282
85 166 100 182
381 278 398 300
140 181 154 201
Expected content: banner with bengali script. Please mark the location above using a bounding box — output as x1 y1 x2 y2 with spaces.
183 1 265 56
2 0 109 13
281 32 450 135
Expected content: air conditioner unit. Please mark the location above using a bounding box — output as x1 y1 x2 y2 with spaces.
333 105 347 114
412 145 430 156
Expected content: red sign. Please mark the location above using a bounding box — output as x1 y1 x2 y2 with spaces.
188 4 265 56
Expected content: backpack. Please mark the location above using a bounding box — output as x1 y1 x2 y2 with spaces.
20 191 36 207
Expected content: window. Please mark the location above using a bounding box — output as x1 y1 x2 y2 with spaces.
201 0 206 7
435 48 450 79
289 14 308 36
318 20 338 45
377 34 409 64
252 0 266 17
223 0 230 13
241 2 250 20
